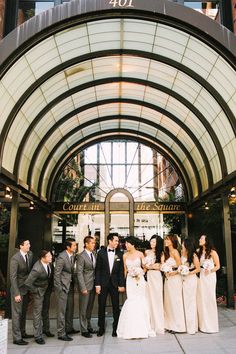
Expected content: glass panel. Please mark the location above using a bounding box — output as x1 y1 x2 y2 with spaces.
53 140 185 203
134 213 164 240
110 214 129 238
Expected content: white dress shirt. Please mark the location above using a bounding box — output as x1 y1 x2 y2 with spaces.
107 248 115 273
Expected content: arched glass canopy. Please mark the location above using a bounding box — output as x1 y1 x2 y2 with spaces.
0 0 235 204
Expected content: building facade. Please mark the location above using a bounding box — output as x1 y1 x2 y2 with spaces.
0 0 235 308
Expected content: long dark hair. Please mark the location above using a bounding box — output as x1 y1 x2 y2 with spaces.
182 238 196 265
149 235 164 263
164 234 179 260
198 235 215 259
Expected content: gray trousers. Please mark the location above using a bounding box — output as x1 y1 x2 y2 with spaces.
11 292 29 341
55 286 74 337
79 289 95 333
32 292 44 339
42 287 52 332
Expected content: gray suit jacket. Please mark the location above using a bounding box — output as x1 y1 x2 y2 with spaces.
10 250 34 296
25 260 50 296
76 250 96 292
54 250 74 294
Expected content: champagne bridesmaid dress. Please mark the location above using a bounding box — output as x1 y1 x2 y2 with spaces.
146 256 165 334
163 257 186 332
181 256 198 334
197 255 219 333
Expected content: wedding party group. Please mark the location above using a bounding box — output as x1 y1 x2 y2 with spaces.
9 232 220 346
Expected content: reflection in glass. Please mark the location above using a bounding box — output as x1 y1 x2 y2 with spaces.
18 1 54 25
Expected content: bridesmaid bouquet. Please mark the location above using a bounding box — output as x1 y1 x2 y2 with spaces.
202 259 214 271
142 256 155 267
178 265 189 276
160 263 172 273
128 267 144 285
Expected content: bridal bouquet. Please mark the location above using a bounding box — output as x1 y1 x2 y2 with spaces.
202 259 214 271
128 266 144 285
178 264 189 276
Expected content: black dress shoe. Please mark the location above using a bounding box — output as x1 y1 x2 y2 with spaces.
13 339 28 345
43 331 55 337
112 330 117 337
58 335 73 341
35 338 45 345
82 332 92 338
66 329 80 334
22 333 34 339
97 329 105 337
88 328 96 334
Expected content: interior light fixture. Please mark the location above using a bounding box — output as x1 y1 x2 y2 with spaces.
29 201 35 210
204 202 209 210
5 186 12 199
229 187 236 198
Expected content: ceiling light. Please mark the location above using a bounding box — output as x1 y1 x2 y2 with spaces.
29 201 35 210
229 187 236 198
5 186 12 199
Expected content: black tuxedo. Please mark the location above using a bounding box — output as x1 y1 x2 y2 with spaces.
95 248 125 331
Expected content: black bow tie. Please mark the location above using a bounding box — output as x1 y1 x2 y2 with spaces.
108 249 114 252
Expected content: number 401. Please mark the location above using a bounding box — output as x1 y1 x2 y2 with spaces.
109 0 134 8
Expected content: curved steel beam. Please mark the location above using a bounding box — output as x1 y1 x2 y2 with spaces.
25 98 213 189
11 76 226 187
3 50 228 180
47 133 192 203
36 117 202 198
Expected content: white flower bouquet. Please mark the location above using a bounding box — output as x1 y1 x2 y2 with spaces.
160 263 172 273
178 264 189 276
142 256 155 267
202 259 214 271
128 266 144 284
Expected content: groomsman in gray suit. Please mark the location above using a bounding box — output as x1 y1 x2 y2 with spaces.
76 236 96 338
10 239 34 345
25 250 53 345
54 238 79 341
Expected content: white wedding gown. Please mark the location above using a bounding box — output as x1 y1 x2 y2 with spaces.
117 258 156 339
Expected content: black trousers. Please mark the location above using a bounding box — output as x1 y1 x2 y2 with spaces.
98 281 120 331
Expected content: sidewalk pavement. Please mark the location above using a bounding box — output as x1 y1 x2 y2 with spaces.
6 306 236 354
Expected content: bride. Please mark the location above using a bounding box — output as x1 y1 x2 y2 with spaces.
117 236 155 339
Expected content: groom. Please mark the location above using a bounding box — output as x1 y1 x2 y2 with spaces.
95 233 125 337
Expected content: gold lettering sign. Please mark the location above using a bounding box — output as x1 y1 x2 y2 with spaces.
54 202 185 214
59 202 104 213
135 202 184 212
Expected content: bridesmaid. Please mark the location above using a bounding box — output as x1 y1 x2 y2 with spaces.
181 238 200 334
161 234 186 333
197 235 220 333
145 235 165 334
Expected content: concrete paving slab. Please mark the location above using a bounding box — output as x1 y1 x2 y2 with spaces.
5 306 236 354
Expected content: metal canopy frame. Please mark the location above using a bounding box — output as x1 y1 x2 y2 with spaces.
0 0 235 206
